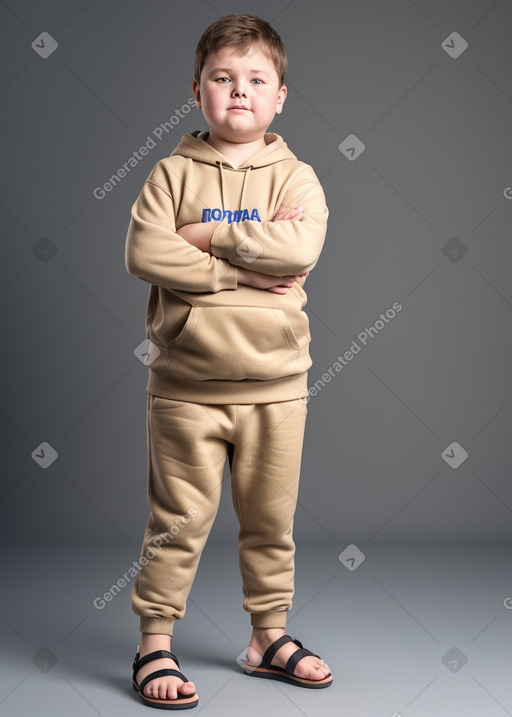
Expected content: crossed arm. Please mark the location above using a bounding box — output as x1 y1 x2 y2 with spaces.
176 205 309 295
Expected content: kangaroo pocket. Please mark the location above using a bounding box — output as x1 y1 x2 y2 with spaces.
165 305 311 381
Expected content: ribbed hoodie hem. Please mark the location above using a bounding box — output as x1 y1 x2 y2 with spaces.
147 369 308 404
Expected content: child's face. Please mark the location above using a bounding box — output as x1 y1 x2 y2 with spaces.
192 43 287 145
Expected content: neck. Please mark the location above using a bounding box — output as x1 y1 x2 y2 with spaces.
205 134 267 168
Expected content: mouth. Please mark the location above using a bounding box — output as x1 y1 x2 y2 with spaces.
228 105 250 111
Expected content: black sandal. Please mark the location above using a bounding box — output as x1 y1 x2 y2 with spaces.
242 634 333 688
132 646 199 709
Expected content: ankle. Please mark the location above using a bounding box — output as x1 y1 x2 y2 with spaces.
139 632 172 655
250 626 285 645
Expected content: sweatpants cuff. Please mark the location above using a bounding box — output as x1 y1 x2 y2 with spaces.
250 611 288 628
139 617 175 636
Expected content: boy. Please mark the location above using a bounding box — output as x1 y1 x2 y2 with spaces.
125 14 331 709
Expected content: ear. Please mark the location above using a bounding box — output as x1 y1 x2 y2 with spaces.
275 84 287 115
192 78 201 109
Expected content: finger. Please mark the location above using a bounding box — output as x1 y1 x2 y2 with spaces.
268 285 291 294
274 211 295 221
273 206 302 221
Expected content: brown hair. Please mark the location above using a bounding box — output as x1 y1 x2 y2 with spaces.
194 14 287 87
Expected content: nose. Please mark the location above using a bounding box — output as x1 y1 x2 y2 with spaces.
232 84 247 98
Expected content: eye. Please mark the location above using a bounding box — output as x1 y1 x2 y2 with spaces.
251 78 264 85
215 76 230 83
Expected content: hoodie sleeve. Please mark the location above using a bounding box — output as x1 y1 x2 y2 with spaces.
125 176 238 293
209 164 328 277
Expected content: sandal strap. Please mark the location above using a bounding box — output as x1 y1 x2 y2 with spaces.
285 646 320 675
133 649 180 677
138 668 188 694
259 634 321 676
260 634 298 667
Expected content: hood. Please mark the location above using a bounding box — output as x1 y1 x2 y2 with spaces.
170 130 298 168
170 131 299 211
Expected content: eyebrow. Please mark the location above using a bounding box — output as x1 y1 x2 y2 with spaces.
209 67 270 76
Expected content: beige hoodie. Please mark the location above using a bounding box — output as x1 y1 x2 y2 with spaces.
125 130 328 403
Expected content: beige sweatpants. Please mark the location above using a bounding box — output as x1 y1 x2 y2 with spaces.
131 393 308 636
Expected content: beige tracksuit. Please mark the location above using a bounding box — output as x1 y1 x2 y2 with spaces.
125 131 328 635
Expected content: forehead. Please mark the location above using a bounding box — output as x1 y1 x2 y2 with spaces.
202 44 278 77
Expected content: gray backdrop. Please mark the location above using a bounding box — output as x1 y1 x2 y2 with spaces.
2 0 512 549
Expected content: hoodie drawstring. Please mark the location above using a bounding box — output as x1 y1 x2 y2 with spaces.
218 161 226 212
239 165 252 210
217 161 253 212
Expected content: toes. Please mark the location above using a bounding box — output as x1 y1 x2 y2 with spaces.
162 682 175 700
138 658 196 701
165 682 179 700
180 681 196 694
144 679 183 700
316 662 331 678
144 683 156 698
296 657 330 680
144 680 165 699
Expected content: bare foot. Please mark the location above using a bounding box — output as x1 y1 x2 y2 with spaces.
134 633 197 701
246 627 332 681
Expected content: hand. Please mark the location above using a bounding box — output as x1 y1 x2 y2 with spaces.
271 204 304 222
176 221 220 253
176 205 302 253
237 267 309 294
